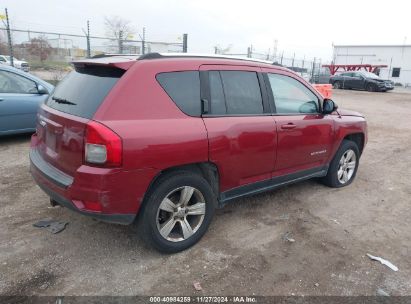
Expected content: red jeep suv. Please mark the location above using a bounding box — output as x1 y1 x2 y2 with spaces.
30 53 367 252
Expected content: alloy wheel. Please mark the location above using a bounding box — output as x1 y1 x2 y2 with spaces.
156 186 206 242
337 149 357 184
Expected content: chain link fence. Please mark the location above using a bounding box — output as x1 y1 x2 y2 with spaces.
0 26 186 70
221 47 327 83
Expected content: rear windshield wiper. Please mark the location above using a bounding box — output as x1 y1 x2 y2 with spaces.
52 96 76 105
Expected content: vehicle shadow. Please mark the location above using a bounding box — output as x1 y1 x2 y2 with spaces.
0 133 33 146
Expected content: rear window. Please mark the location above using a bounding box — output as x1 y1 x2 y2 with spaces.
156 71 201 116
46 65 124 119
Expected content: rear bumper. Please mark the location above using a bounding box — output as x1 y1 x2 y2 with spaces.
33 174 135 225
30 145 157 225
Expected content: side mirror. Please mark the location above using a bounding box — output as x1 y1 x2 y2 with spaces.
323 98 338 114
37 84 48 95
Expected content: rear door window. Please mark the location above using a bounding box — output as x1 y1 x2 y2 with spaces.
220 71 263 115
46 65 124 119
208 71 227 115
208 71 263 115
156 71 201 116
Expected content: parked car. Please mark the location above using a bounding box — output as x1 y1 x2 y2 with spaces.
0 65 54 136
0 55 30 72
330 71 394 92
30 54 367 252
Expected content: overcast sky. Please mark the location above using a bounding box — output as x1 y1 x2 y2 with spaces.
2 0 410 61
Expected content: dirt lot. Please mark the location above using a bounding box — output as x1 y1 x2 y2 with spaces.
1 89 410 296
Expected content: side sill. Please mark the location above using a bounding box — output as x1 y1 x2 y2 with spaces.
219 165 328 207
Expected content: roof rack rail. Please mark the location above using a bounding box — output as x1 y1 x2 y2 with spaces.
138 52 275 65
91 53 140 59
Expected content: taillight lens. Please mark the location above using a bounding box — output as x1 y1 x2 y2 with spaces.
85 121 122 167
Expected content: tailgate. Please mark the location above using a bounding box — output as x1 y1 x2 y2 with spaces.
34 64 126 177
36 105 88 176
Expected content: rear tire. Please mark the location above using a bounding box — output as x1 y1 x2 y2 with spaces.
137 172 216 253
333 81 342 89
321 140 360 188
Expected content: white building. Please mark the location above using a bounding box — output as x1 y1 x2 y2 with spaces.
333 45 411 86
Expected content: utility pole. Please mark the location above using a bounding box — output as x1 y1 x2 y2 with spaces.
118 30 123 54
247 45 253 58
141 27 146 55
4 8 14 67
86 20 91 58
182 33 188 53
311 57 316 83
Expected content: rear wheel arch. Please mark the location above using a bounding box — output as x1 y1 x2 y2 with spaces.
141 162 220 209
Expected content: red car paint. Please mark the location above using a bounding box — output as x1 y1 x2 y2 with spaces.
30 55 367 224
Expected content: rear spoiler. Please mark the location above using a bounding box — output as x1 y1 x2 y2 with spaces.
72 56 138 70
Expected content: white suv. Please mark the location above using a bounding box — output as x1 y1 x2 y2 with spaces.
0 55 30 72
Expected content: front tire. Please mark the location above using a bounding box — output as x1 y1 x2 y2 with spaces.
138 172 216 253
366 83 376 92
321 140 360 188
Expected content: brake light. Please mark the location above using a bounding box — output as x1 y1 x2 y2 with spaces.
85 121 122 167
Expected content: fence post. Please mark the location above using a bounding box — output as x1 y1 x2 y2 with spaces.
4 8 14 67
280 52 283 65
86 20 91 58
247 46 252 58
118 30 123 54
318 59 322 82
141 27 146 55
182 33 188 53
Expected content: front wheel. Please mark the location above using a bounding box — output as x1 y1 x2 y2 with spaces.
321 140 360 188
366 83 376 92
137 172 216 253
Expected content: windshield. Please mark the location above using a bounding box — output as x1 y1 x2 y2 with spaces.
361 71 380 79
46 65 125 119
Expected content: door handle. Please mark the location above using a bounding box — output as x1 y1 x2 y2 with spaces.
281 123 297 130
0 98 4 102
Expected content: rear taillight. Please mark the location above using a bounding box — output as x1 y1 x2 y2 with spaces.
85 121 122 167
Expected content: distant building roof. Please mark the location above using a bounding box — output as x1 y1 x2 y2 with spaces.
334 44 411 48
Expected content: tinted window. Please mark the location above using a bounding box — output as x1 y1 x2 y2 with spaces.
268 73 319 114
156 71 201 116
209 71 226 115
392 68 401 77
341 73 353 77
0 70 38 94
220 71 263 115
47 65 124 119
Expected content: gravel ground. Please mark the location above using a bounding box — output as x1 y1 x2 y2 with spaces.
1 89 410 296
